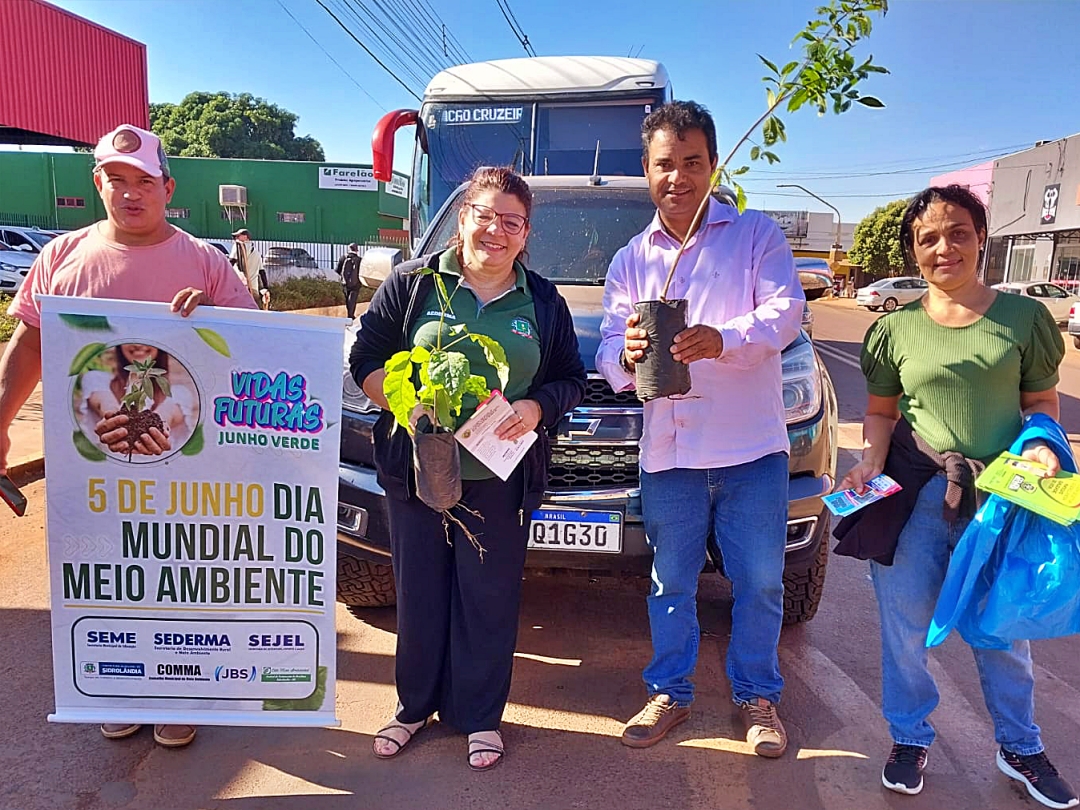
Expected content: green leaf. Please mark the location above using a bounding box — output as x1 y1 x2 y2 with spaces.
434 273 454 314
735 184 748 214
758 54 779 74
857 95 885 108
262 666 328 712
749 146 761 161
787 87 810 112
156 375 172 398
194 327 230 357
73 430 106 462
181 423 204 456
731 165 750 177
766 87 777 108
383 351 418 431
410 345 431 364
428 350 469 396
781 60 799 76
68 342 107 376
464 374 490 401
434 389 453 428
467 334 509 392
59 314 112 332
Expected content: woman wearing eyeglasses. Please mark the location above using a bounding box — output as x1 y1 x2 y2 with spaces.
350 166 586 771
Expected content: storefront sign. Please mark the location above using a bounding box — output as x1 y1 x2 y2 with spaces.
40 298 344 727
764 210 810 239
319 165 377 191
387 176 409 198
1042 184 1061 225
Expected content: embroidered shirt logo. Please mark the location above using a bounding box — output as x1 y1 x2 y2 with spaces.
425 310 456 320
510 318 535 339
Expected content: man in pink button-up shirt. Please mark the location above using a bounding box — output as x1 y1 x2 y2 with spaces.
597 102 803 756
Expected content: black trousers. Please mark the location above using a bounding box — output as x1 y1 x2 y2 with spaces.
387 470 528 733
343 285 361 319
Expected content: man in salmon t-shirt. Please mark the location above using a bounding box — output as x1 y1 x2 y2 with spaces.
0 124 256 749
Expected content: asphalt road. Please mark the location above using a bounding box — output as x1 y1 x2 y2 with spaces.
3 298 1080 810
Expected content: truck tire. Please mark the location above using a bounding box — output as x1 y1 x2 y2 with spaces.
337 551 396 608
782 523 830 624
1073 336 1080 350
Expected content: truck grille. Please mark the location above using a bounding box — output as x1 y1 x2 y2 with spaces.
549 446 640 489
583 374 638 407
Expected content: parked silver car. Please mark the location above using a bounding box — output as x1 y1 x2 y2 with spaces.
0 226 55 254
0 241 35 293
856 276 929 312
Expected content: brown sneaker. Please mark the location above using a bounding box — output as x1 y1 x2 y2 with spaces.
621 694 691 748
153 724 196 748
740 698 787 758
100 723 142 740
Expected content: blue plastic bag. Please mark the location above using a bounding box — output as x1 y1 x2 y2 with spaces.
927 414 1080 649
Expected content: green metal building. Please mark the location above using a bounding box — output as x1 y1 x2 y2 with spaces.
0 151 408 245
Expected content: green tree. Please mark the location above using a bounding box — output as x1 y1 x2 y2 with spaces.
149 92 325 161
848 198 908 277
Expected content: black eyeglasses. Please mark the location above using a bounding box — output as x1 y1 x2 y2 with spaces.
467 203 528 235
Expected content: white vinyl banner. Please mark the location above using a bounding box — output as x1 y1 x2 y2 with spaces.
38 297 344 727
318 165 377 191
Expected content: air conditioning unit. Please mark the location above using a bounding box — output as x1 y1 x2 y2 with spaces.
219 185 248 205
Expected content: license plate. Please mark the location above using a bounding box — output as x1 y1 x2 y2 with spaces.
528 509 622 553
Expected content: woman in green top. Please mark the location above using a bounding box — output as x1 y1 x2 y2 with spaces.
351 167 586 771
841 186 1076 808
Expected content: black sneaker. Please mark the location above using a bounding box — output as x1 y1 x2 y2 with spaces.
997 747 1079 809
882 743 928 795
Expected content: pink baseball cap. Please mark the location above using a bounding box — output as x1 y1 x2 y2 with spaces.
93 125 170 178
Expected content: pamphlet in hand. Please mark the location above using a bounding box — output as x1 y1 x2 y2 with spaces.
824 474 902 517
975 452 1080 526
454 391 537 482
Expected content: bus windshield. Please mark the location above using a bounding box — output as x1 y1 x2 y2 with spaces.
423 102 534 215
535 102 652 176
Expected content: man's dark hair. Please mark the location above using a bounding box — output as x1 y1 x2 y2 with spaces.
641 101 718 164
899 185 987 274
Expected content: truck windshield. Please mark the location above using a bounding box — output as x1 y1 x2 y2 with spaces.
426 186 656 284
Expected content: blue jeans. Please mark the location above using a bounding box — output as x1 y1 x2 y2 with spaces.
639 453 788 705
871 473 1043 754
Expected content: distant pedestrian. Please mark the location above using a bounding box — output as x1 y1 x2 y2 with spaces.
0 123 256 748
836 185 1077 808
230 228 270 309
335 243 362 319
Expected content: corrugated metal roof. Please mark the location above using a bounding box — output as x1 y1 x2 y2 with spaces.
0 0 148 146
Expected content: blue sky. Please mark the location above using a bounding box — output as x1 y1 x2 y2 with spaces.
43 0 1080 222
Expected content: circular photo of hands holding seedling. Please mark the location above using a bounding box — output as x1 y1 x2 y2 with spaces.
73 342 201 464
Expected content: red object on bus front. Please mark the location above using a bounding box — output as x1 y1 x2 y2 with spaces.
372 109 419 182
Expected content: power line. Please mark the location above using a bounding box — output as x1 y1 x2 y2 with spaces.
391 0 471 66
314 0 423 101
275 0 386 110
495 0 536 57
334 0 436 88
342 0 447 81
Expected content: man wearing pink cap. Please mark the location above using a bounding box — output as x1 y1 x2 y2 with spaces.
0 124 256 748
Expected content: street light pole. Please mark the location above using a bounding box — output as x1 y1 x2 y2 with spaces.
777 183 843 249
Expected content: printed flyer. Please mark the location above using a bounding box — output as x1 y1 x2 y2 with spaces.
38 297 344 727
976 451 1080 526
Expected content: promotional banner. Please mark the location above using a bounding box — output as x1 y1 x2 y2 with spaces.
39 297 344 727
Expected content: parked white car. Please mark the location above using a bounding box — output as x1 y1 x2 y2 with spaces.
0 241 35 294
856 276 929 312
992 282 1080 325
0 226 55 254
1067 303 1080 349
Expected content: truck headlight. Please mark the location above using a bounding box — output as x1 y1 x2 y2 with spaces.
782 341 822 424
342 368 379 413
